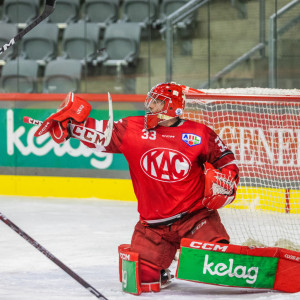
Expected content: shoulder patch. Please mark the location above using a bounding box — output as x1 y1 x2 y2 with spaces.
182 133 202 147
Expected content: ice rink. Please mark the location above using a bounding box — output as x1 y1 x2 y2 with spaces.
0 196 299 300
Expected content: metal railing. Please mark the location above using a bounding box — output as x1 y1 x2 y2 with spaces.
163 0 300 88
200 0 266 88
163 0 210 82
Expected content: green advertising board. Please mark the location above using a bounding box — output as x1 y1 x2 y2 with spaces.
0 107 144 173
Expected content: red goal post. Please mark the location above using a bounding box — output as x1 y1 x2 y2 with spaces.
182 88 300 249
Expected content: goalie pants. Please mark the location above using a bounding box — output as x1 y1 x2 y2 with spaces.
131 208 229 281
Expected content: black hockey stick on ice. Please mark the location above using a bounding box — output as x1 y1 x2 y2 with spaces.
0 0 56 55
0 212 108 300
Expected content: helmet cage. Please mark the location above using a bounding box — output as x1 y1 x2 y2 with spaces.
145 91 171 116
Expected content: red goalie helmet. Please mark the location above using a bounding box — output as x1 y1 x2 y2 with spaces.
145 82 185 129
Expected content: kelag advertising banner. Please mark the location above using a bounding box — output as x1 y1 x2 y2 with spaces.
1 107 144 176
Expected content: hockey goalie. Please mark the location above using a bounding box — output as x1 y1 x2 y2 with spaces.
32 83 300 295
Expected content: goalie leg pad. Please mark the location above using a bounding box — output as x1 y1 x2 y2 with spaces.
118 244 161 295
176 238 300 293
118 244 142 295
273 248 300 293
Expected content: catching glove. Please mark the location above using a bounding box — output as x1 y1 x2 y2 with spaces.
203 162 239 210
34 92 91 144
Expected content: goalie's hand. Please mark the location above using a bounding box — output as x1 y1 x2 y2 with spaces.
202 162 239 210
34 92 91 144
48 119 84 144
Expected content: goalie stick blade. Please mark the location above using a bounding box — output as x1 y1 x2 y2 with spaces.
0 0 56 56
104 92 113 147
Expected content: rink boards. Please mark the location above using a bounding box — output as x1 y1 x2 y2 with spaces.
0 174 299 214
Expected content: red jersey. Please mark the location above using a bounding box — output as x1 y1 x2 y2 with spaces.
83 116 238 222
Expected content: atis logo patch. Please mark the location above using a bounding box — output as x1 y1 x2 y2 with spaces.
182 133 202 147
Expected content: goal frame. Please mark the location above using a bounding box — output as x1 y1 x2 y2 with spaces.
183 89 300 248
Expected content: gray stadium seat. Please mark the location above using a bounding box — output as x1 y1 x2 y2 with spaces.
83 0 119 28
20 23 59 65
0 59 39 93
61 21 101 65
0 23 18 62
2 0 40 24
98 23 141 67
121 0 159 29
47 0 80 26
43 59 82 93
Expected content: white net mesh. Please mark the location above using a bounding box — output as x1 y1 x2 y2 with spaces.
183 88 300 250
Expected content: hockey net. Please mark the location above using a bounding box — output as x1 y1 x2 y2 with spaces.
182 88 300 250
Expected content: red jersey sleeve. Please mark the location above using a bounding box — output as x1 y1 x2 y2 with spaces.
206 126 239 174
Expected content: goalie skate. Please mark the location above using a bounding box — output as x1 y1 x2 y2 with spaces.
160 269 174 289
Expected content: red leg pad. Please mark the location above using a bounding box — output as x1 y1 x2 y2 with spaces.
273 248 300 293
118 244 162 294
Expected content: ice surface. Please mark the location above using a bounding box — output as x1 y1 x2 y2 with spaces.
0 196 299 300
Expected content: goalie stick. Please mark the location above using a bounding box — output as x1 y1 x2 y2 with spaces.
105 92 113 147
0 0 56 55
0 212 108 299
23 92 114 147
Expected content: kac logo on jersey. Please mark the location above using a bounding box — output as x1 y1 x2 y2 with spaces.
140 148 191 182
182 133 202 147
